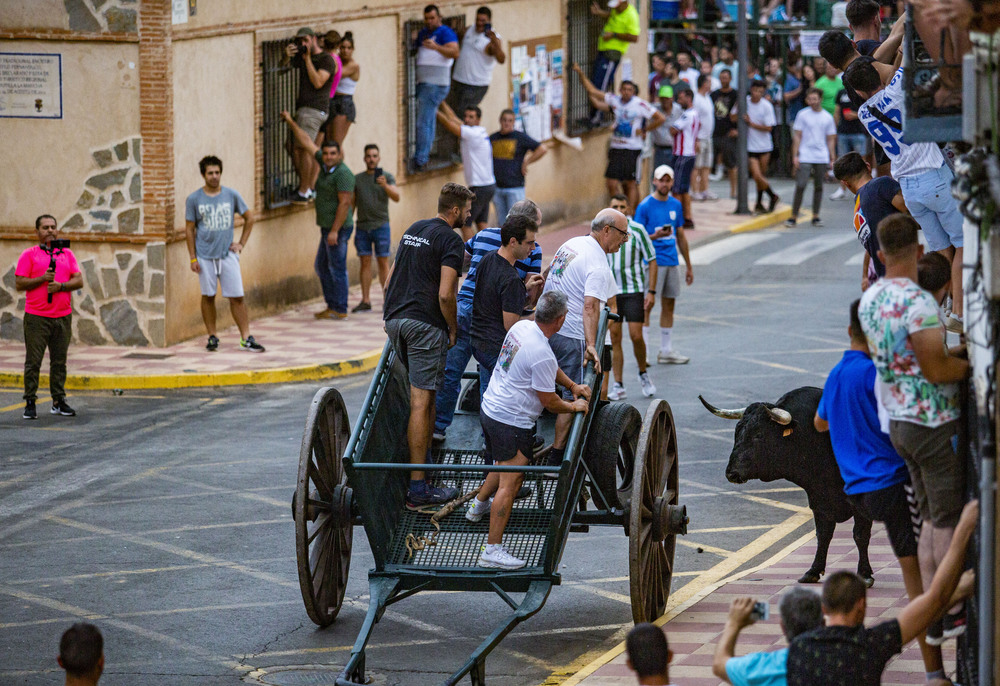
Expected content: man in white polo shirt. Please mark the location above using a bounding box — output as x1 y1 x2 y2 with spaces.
844 59 965 330
541 208 628 465
437 101 496 238
788 88 837 228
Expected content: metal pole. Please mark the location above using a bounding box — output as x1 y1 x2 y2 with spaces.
734 0 750 214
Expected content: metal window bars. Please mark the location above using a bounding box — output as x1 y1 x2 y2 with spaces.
261 39 300 209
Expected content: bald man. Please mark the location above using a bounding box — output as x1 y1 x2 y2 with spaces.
541 208 628 463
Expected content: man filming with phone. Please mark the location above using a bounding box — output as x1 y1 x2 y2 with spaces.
15 215 83 420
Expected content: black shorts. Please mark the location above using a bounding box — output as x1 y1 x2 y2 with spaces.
330 94 356 122
670 154 696 194
613 292 646 323
481 413 534 465
846 480 920 559
748 151 771 160
468 184 496 227
714 135 737 168
605 148 642 182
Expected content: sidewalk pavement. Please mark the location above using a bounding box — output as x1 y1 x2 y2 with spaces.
564 523 955 686
0 180 794 390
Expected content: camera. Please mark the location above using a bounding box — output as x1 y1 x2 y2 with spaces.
297 42 309 55
46 239 70 251
750 601 769 621
374 167 384 180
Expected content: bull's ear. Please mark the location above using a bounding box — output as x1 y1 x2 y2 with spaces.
782 427 794 437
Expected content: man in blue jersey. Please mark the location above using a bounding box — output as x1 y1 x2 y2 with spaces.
433 199 543 442
814 300 949 672
634 165 693 365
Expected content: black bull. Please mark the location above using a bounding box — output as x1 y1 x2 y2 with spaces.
700 386 875 586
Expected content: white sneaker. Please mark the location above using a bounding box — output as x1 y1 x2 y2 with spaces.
657 350 690 364
638 372 657 397
692 191 705 201
829 187 846 200
708 171 723 181
466 497 492 522
608 382 627 400
701 190 718 200
945 314 964 334
478 544 526 569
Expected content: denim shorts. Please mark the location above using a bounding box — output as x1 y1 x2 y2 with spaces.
899 165 964 251
354 222 391 257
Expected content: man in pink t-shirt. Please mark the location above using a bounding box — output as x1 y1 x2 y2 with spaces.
14 214 83 420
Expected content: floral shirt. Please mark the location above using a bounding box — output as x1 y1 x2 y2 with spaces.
858 277 959 427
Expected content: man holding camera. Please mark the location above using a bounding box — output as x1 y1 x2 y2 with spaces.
282 27 335 204
15 215 83 420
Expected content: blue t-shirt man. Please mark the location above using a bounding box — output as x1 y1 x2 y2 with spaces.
185 187 249 259
817 349 908 495
726 648 789 686
634 193 684 266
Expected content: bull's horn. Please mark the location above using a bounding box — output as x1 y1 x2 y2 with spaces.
766 407 792 425
698 395 745 420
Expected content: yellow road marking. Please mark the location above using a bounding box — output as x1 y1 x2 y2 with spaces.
545 510 813 686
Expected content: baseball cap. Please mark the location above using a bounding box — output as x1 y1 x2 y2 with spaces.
295 27 315 37
607 0 622 7
654 165 674 180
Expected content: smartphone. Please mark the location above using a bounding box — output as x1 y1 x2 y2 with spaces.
660 225 674 238
374 167 384 180
484 22 492 32
751 601 770 622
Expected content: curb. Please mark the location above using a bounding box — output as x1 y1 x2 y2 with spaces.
0 347 384 391
0 209 790 392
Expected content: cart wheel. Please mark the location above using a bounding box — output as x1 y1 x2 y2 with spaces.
583 402 641 509
628 400 686 624
295 387 353 627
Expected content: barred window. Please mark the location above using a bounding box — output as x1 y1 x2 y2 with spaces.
260 38 300 210
403 14 467 174
566 0 607 137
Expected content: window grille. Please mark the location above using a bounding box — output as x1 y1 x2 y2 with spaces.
403 14 467 174
261 38 299 209
566 0 606 137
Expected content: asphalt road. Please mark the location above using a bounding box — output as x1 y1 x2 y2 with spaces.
0 185 867 686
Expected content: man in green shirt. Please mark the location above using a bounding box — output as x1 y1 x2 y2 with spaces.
587 0 640 126
282 110 356 319
813 61 843 116
353 144 400 312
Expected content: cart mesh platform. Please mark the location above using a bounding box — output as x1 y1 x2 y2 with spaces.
386 447 559 568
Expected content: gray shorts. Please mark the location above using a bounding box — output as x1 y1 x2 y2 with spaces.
197 252 244 298
292 106 326 143
384 318 449 391
549 332 585 400
658 264 681 299
889 419 965 528
695 138 713 168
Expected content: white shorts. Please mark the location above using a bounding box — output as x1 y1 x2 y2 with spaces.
197 252 244 298
695 138 713 168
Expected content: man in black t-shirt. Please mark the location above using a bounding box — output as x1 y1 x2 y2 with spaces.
281 28 335 203
490 110 548 224
710 70 739 195
833 152 908 290
471 215 544 395
383 182 474 508
787 500 978 686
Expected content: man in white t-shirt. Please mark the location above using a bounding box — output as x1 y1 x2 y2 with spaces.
845 59 965 330
466 291 590 570
692 74 717 201
669 87 701 229
437 101 496 238
573 62 666 211
789 88 837 228
541 208 628 465
676 52 701 89
744 80 780 214
450 6 506 113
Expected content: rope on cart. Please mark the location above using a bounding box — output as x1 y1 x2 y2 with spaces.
404 490 479 560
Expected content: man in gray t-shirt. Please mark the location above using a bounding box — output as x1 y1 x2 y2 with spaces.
184 155 264 353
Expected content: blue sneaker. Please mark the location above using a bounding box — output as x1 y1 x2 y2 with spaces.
406 484 460 510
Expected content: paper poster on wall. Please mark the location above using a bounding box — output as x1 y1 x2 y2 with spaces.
509 36 563 142
799 31 824 56
550 49 564 77
0 53 63 119
171 0 188 24
511 45 528 76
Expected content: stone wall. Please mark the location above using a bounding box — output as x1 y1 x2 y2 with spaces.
64 137 143 235
63 0 138 33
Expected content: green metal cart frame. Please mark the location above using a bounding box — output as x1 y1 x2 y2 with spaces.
292 310 688 685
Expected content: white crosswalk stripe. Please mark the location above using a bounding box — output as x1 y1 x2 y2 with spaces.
688 232 781 265
843 232 928 266
754 234 856 266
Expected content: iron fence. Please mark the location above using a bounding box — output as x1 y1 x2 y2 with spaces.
261 39 300 209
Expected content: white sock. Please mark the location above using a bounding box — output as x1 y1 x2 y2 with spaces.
660 327 672 353
485 543 500 554
474 496 489 505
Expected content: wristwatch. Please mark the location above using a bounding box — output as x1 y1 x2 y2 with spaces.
648 289 656 294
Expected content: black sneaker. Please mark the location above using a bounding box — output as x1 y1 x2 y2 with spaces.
351 301 372 313
943 608 967 639
785 218 797 228
514 485 533 500
23 401 37 420
925 618 945 646
405 484 460 510
754 203 767 215
768 193 780 213
206 334 219 351
51 400 76 417
291 191 311 205
811 217 823 227
239 335 265 353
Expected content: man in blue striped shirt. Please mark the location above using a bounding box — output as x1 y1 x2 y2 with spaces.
433 199 544 441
